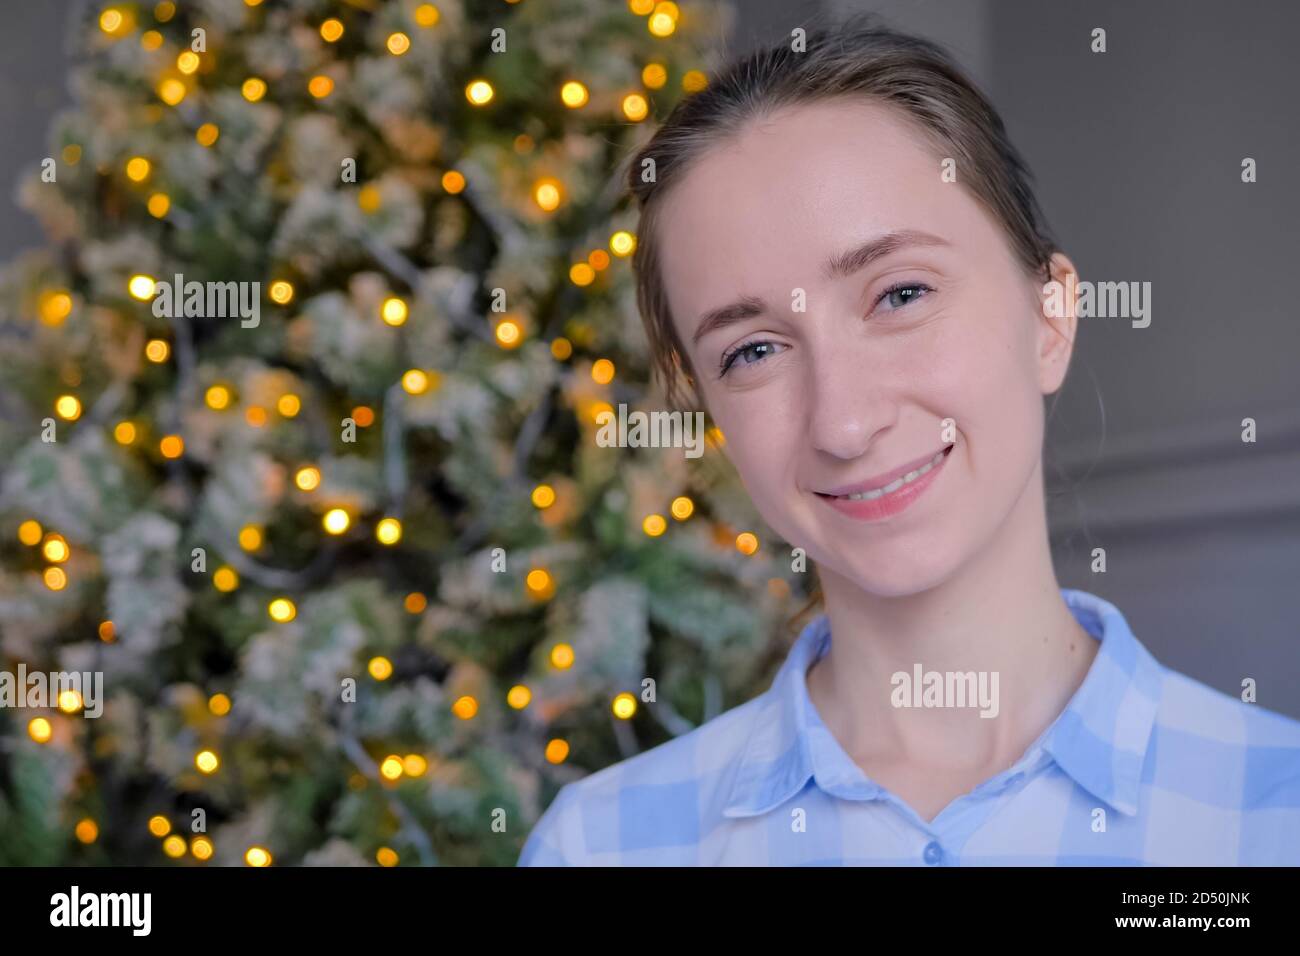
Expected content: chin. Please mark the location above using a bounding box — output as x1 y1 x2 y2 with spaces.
831 548 960 599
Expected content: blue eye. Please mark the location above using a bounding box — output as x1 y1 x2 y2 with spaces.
876 282 933 310
719 340 785 377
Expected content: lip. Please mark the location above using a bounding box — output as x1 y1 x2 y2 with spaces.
814 445 953 523
817 445 953 498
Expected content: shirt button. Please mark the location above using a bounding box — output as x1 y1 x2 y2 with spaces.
922 841 944 865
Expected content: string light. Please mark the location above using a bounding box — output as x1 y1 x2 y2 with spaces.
29 718 53 743
18 520 43 546
241 77 267 102
507 685 531 709
269 280 294 304
42 534 69 563
642 514 667 537
735 532 759 555
148 815 171 837
532 177 562 211
591 359 615 384
145 338 169 362
452 696 478 719
612 692 637 719
526 568 555 600
621 93 649 121
238 525 262 551
205 385 231 410
368 656 392 680
157 78 187 105
308 75 333 99
375 518 402 545
545 739 569 764
609 231 636 257
376 847 399 867
380 297 407 326
196 123 220 146
294 466 321 491
531 484 556 509
43 567 67 591
244 847 272 867
195 750 220 774
39 289 73 325
268 597 296 622
128 274 157 300
560 81 589 108
415 4 440 28
323 508 350 534
99 621 116 642
277 393 300 417
549 642 574 669
191 837 214 860
209 693 232 716
642 63 667 89
494 318 522 348
379 756 403 780
213 566 239 592
54 395 82 421
176 51 200 74
441 170 465 193
465 80 494 105
113 421 137 444
147 193 170 217
319 19 343 42
162 835 187 858
670 496 694 520
386 32 410 55
75 819 99 844
159 435 184 459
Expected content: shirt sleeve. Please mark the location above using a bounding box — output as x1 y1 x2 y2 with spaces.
517 782 582 866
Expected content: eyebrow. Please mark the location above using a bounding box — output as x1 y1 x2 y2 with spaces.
689 229 952 348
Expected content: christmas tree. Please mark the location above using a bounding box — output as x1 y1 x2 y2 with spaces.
0 0 809 866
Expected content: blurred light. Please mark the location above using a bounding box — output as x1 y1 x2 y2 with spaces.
381 297 408 326
642 514 667 537
609 230 636 257
368 656 392 681
642 63 667 89
549 642 574 669
452 695 478 719
736 532 759 555
526 568 554 600
245 847 272 867
387 32 410 55
238 525 262 551
241 77 267 102
29 717 53 743
114 421 137 445
176 51 200 74
39 290 73 325
99 620 116 642
319 19 344 42
403 592 426 613
441 170 465 193
507 685 531 709
269 280 294 304
376 847 399 867
148 815 171 837
323 508 350 534
402 754 428 776
560 81 589 108
531 484 556 509
209 693 232 716
55 395 81 421
205 385 231 410
294 466 321 491
58 690 83 713
213 566 239 592
379 756 403 780
375 518 402 545
195 750 219 774
147 193 170 217
545 739 569 764
671 496 694 520
415 4 440 28
43 567 67 591
308 75 333 98
145 338 169 362
401 369 429 395
191 837 214 860
569 263 595 286
612 692 637 719
465 80 494 105
533 178 561 211
268 598 296 622
18 520 43 546
159 435 184 459
129 274 157 300
591 358 615 384
157 78 187 105
494 319 522 348
550 337 573 360
75 819 99 844
162 835 187 858
622 93 649 121
277 393 300 417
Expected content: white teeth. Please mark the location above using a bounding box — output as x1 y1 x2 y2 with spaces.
836 448 947 500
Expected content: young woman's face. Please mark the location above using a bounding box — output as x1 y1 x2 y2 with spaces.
658 98 1074 596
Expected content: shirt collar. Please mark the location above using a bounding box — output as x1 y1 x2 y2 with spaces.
721 588 1163 819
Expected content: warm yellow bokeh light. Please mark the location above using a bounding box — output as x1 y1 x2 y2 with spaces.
452 695 478 720
55 395 82 421
129 274 157 300
323 508 351 534
507 684 531 709
320 18 344 42
381 296 408 326
533 178 562 211
39 289 73 325
157 78 187 106
549 642 574 669
466 79 494 105
610 230 637 257
736 532 759 555
376 847 399 867
683 70 709 93
114 420 137 445
415 4 440 28
642 514 667 537
195 750 220 774
441 169 465 193
177 51 200 74
268 597 297 622
238 525 263 551
277 393 300 417
531 484 556 509
621 93 649 121
294 466 321 491
269 280 294 304
205 385 231 410
58 690 83 713
99 620 116 642
99 8 124 34
642 63 668 89
29 717 54 743
42 534 70 563
75 819 99 844
162 835 187 858
44 567 67 590
191 837 214 860
401 369 430 395
591 358 615 384
18 520 43 546
526 568 554 600
404 592 427 614
245 846 272 867
402 754 428 776
368 656 393 681
308 75 334 99
648 11 677 37
148 815 171 837
209 693 232 716
670 496 694 520
375 518 402 545
494 319 522 348
379 756 403 780
147 193 170 217
612 692 637 719
550 337 573 360
545 739 570 764
213 566 239 592
569 263 595 286
387 32 411 55
241 77 267 102
159 435 184 459
145 338 169 362
560 81 589 108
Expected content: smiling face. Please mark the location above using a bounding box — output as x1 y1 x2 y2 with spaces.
657 97 1076 597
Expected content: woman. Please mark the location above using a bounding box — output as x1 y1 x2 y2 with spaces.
519 15 1300 866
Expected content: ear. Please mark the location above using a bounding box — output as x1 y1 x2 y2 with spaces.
1036 251 1080 396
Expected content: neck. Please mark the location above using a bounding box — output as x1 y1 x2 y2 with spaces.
807 457 1097 771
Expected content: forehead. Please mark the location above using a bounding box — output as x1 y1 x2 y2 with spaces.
656 98 981 329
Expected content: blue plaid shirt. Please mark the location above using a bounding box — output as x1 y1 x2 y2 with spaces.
518 588 1300 865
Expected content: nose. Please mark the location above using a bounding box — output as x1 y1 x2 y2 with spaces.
805 338 896 461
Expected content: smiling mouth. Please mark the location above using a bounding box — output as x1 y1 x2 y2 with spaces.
816 445 953 500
